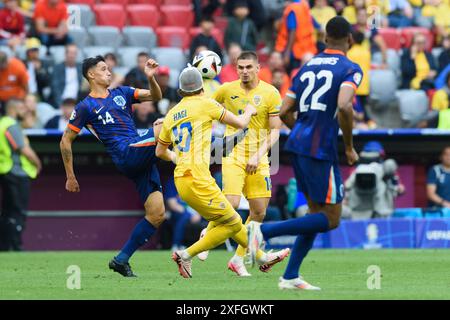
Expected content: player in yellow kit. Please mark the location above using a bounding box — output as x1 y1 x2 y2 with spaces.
155 65 289 278
198 51 290 276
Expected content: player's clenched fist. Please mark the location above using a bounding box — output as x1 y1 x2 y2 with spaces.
66 177 80 193
345 148 359 166
244 103 257 116
144 59 159 78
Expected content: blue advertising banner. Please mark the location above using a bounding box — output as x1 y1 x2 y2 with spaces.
415 219 450 248
265 218 448 249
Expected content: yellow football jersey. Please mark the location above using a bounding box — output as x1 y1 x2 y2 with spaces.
158 95 226 180
212 80 282 165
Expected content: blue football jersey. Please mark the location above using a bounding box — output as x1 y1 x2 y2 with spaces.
68 86 144 164
284 49 363 162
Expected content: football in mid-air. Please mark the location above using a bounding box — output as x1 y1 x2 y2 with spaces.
192 50 222 79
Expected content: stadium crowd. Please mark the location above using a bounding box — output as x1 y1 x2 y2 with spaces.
0 0 450 250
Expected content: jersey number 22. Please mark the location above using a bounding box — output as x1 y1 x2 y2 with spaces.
299 70 333 112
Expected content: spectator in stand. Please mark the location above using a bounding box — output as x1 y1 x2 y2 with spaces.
154 66 179 115
401 33 437 90
50 44 82 108
429 72 450 129
33 0 71 49
258 51 290 97
0 0 26 51
427 146 450 208
193 0 224 26
132 101 158 129
331 0 347 16
124 52 150 89
224 1 258 51
23 93 53 129
386 0 413 28
23 38 51 103
104 53 124 90
219 42 242 83
189 16 223 61
0 49 28 107
0 98 41 251
343 0 366 25
275 0 318 73
310 0 336 28
348 31 372 124
421 0 450 41
353 7 388 67
224 0 267 31
438 36 450 73
44 98 76 131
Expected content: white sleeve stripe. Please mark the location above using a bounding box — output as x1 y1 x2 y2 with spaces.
286 92 296 99
340 83 356 90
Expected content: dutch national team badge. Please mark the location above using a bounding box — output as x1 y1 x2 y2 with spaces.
113 96 126 108
69 110 76 121
353 73 362 86
253 95 262 106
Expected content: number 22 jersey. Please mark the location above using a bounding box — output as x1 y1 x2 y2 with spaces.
285 49 363 163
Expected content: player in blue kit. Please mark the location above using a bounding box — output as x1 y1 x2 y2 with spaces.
60 55 165 277
247 17 361 290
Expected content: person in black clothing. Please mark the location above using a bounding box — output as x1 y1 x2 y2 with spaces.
154 66 180 115
438 36 450 74
224 0 267 31
189 16 223 61
123 52 150 89
132 101 163 129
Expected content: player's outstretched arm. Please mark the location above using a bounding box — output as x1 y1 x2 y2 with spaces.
60 128 80 193
221 104 257 130
135 59 163 102
155 142 176 164
279 96 297 129
337 85 359 166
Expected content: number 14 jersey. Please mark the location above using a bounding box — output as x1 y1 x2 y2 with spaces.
285 49 363 163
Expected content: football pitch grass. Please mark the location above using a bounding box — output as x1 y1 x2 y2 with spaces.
1 249 449 300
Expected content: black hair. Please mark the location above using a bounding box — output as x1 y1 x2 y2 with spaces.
104 52 117 62
61 98 77 106
237 51 259 62
446 71 450 85
138 51 150 59
82 55 105 81
326 16 352 41
352 30 365 45
200 15 214 24
234 0 248 9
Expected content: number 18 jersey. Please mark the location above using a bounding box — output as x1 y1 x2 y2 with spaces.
285 49 363 163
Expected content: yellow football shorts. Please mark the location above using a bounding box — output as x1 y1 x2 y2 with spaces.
222 161 272 199
174 175 241 224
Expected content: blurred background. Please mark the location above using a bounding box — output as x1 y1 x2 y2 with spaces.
0 0 449 252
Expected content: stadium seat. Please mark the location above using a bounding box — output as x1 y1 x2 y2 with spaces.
169 68 179 89
163 0 191 5
431 47 443 66
369 69 398 104
372 49 400 75
67 4 95 29
83 46 116 60
395 89 429 124
189 27 224 49
49 45 85 65
392 208 422 218
129 0 161 4
113 66 131 77
117 46 150 68
89 26 123 48
156 27 191 50
152 47 187 71
93 4 127 29
66 0 95 7
98 0 128 5
127 4 160 29
160 5 194 29
401 27 434 52
214 16 229 31
37 101 60 126
378 28 401 51
69 26 90 48
123 26 157 50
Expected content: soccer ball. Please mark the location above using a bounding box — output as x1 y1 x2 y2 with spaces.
192 50 222 79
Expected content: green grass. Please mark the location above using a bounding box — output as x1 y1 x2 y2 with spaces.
0 250 449 300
